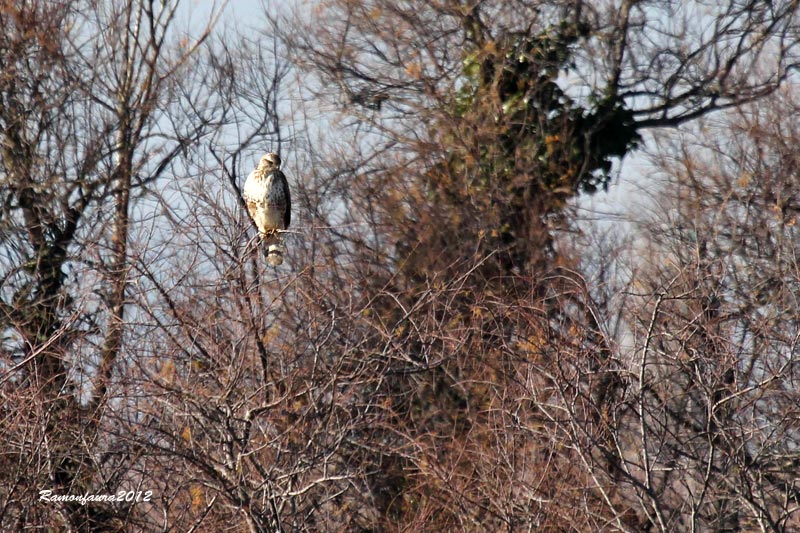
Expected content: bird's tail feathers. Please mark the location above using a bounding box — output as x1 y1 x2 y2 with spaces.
265 242 285 266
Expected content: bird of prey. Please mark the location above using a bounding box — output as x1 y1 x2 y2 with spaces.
243 152 291 266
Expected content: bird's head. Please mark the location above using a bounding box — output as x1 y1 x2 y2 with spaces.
259 152 281 171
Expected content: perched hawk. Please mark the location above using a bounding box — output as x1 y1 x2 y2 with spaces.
243 152 291 266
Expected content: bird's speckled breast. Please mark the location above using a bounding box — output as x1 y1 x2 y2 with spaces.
262 172 288 206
